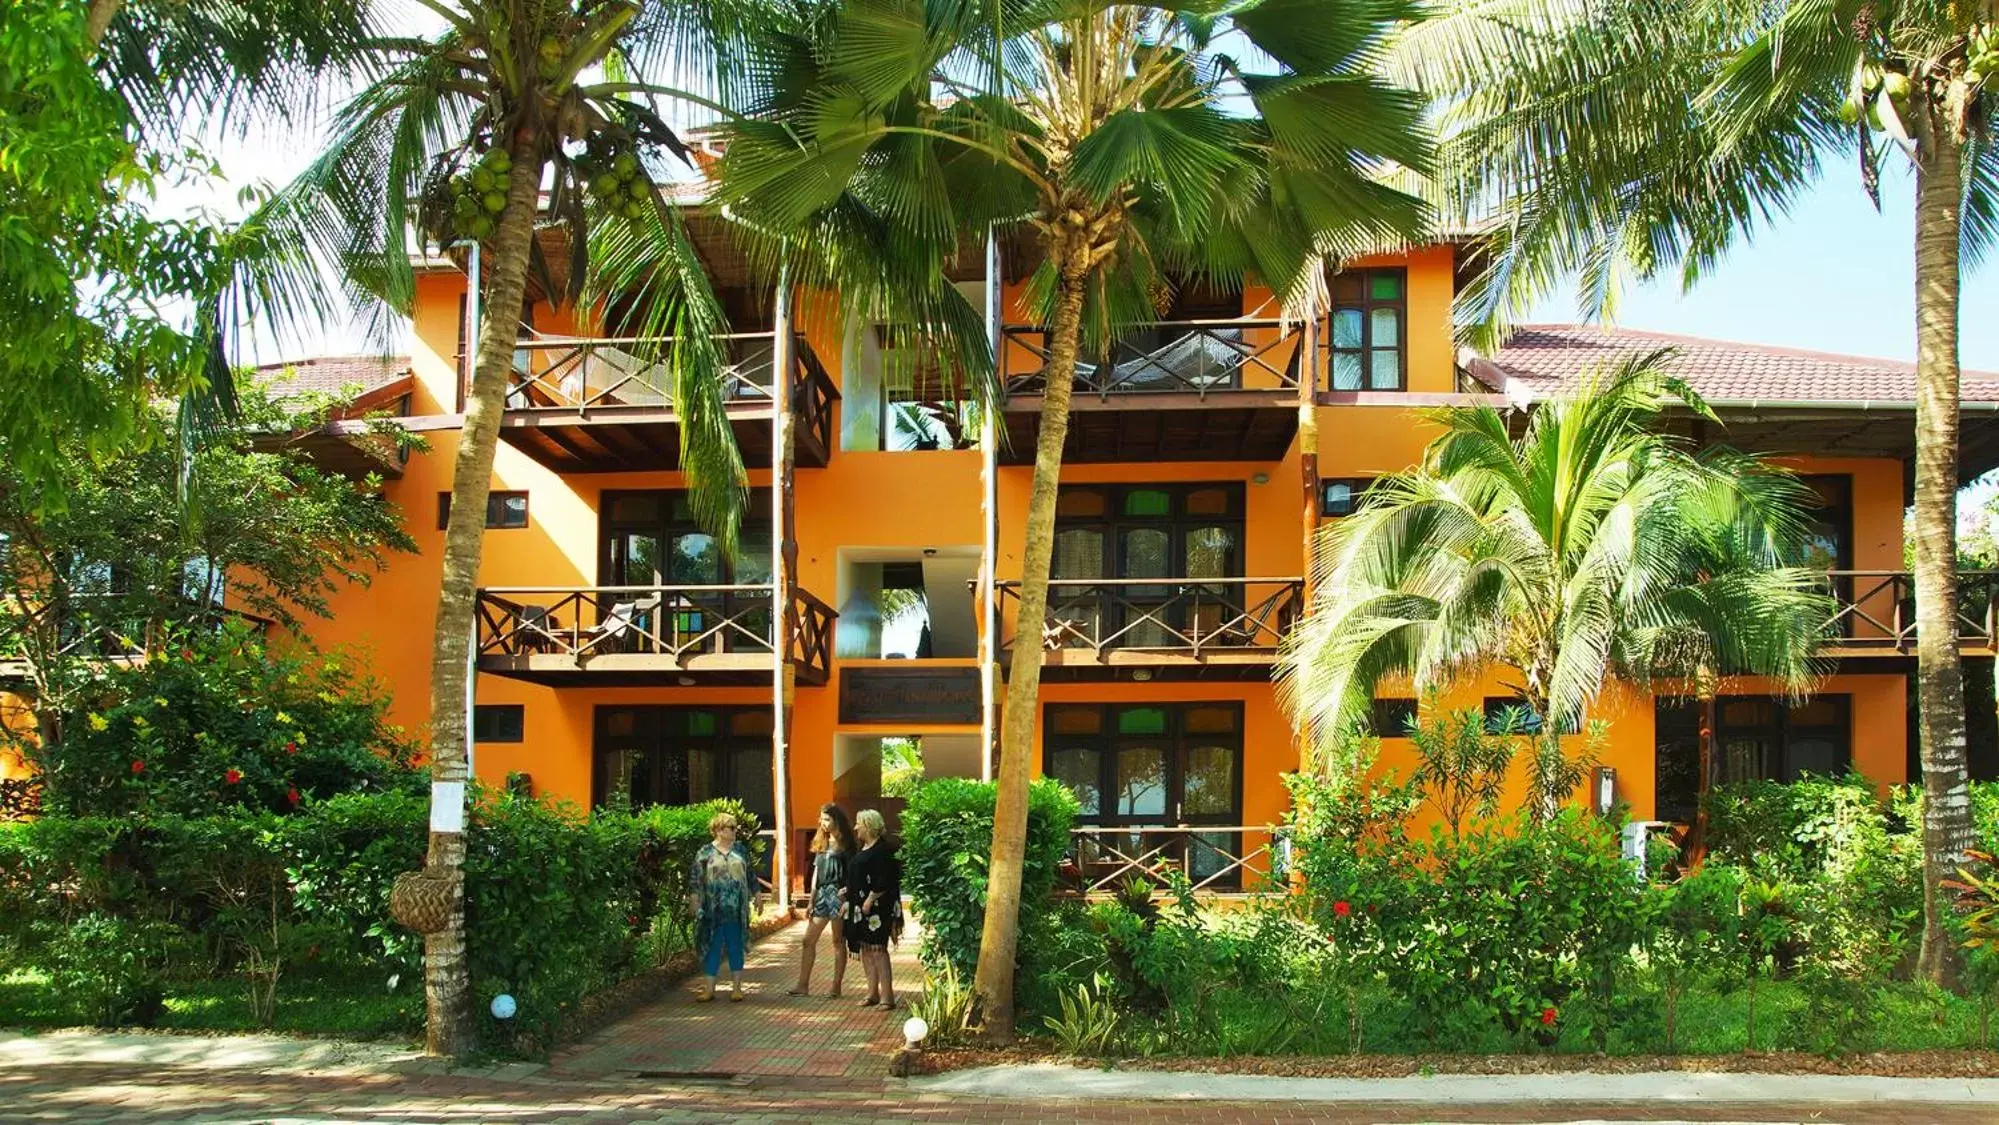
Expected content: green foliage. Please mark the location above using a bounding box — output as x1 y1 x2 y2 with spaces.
1044 980 1121 1056
900 777 1077 982
1706 775 1925 974
1410 706 1514 836
28 630 420 819
0 787 755 1050
1283 358 1830 775
907 960 979 1049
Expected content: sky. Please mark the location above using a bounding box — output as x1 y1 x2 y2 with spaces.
1523 163 1999 372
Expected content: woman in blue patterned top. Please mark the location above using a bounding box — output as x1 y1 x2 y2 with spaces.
789 803 855 997
687 811 754 1002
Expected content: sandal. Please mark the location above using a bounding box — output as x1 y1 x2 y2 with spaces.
730 990 746 1003
861 996 880 1008
785 987 806 996
695 991 714 1004
883 997 899 1011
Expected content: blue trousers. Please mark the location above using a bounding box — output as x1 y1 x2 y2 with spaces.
703 921 746 976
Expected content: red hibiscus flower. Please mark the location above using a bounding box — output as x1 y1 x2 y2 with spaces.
1333 900 1352 918
1540 1007 1558 1027
179 648 194 662
224 768 243 785
130 760 145 774
284 740 299 755
286 787 301 806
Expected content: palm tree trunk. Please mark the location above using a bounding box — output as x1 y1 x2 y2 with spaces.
1911 96 1973 988
972 234 1090 1042
422 129 546 1057
85 0 123 46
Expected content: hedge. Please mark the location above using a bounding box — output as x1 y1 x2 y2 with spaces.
900 777 1078 982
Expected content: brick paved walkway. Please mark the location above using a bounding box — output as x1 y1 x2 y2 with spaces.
540 913 924 1083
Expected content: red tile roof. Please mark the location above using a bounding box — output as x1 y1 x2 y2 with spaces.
254 355 411 402
1475 324 1999 405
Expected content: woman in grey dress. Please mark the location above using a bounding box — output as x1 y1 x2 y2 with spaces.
789 803 855 997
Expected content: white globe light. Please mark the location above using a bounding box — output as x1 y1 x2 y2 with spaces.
902 1016 929 1046
490 993 518 1020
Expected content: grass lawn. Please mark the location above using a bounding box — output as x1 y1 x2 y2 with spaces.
0 966 422 1040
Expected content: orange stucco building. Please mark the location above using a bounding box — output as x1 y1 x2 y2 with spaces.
264 230 1999 894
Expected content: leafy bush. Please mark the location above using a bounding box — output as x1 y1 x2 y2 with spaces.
900 777 1077 982
0 787 762 1050
30 631 421 819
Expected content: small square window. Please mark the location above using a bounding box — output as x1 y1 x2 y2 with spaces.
1321 477 1375 517
1369 698 1418 738
438 491 530 530
1482 698 1543 735
472 704 524 743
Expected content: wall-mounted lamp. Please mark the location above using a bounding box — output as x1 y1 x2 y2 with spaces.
1251 472 1271 485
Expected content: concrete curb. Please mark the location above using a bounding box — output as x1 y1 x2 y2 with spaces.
908 1062 1999 1104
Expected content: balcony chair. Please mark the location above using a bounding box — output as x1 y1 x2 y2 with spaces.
584 593 664 656
511 604 565 655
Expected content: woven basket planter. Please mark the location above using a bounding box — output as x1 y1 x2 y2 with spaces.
389 867 456 934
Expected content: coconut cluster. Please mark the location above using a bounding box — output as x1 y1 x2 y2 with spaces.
574 134 653 221
446 147 515 242
1972 28 1999 88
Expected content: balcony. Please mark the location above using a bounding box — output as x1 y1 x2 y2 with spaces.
0 604 273 688
999 320 1304 463
488 332 837 473
473 584 835 687
995 577 1302 681
1820 570 1999 658
1059 825 1288 896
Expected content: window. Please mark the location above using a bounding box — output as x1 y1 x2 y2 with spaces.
1052 484 1245 648
437 491 529 530
1482 697 1543 735
592 706 775 828
1321 477 1376 518
1044 702 1245 885
1653 696 1853 822
1328 268 1406 391
1368 697 1418 738
473 704 524 743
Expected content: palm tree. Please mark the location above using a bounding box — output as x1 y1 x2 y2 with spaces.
251 0 753 1054
711 0 1432 1039
1396 0 1996 984
1280 357 1832 817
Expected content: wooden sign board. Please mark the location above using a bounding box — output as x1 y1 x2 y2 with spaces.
839 666 981 725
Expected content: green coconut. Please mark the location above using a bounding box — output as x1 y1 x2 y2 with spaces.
1836 97 1862 127
482 190 507 214
626 178 650 202
470 166 498 193
466 216 496 240
591 174 619 197
538 37 564 64
612 152 638 177
484 149 512 174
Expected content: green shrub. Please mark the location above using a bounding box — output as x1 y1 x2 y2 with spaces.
277 790 428 975
900 777 1077 983
30 631 421 819
38 913 193 1027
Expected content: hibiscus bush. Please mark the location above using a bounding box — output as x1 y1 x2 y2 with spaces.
26 627 420 818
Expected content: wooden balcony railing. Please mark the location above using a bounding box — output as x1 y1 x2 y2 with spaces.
1823 569 1999 652
473 584 835 684
490 331 837 457
1060 825 1289 895
995 577 1302 656
1002 319 1304 396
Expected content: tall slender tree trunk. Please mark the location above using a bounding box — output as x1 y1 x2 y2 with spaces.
423 129 546 1057
973 231 1091 1042
1911 92 1973 987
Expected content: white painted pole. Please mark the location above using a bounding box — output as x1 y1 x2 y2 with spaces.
980 227 1002 781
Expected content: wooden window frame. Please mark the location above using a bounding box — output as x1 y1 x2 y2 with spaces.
597 489 773 586
1053 483 1247 581
437 491 529 530
472 704 525 743
1328 267 1408 392
590 705 775 815
1041 702 1246 828
1320 477 1377 518
1367 697 1418 738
